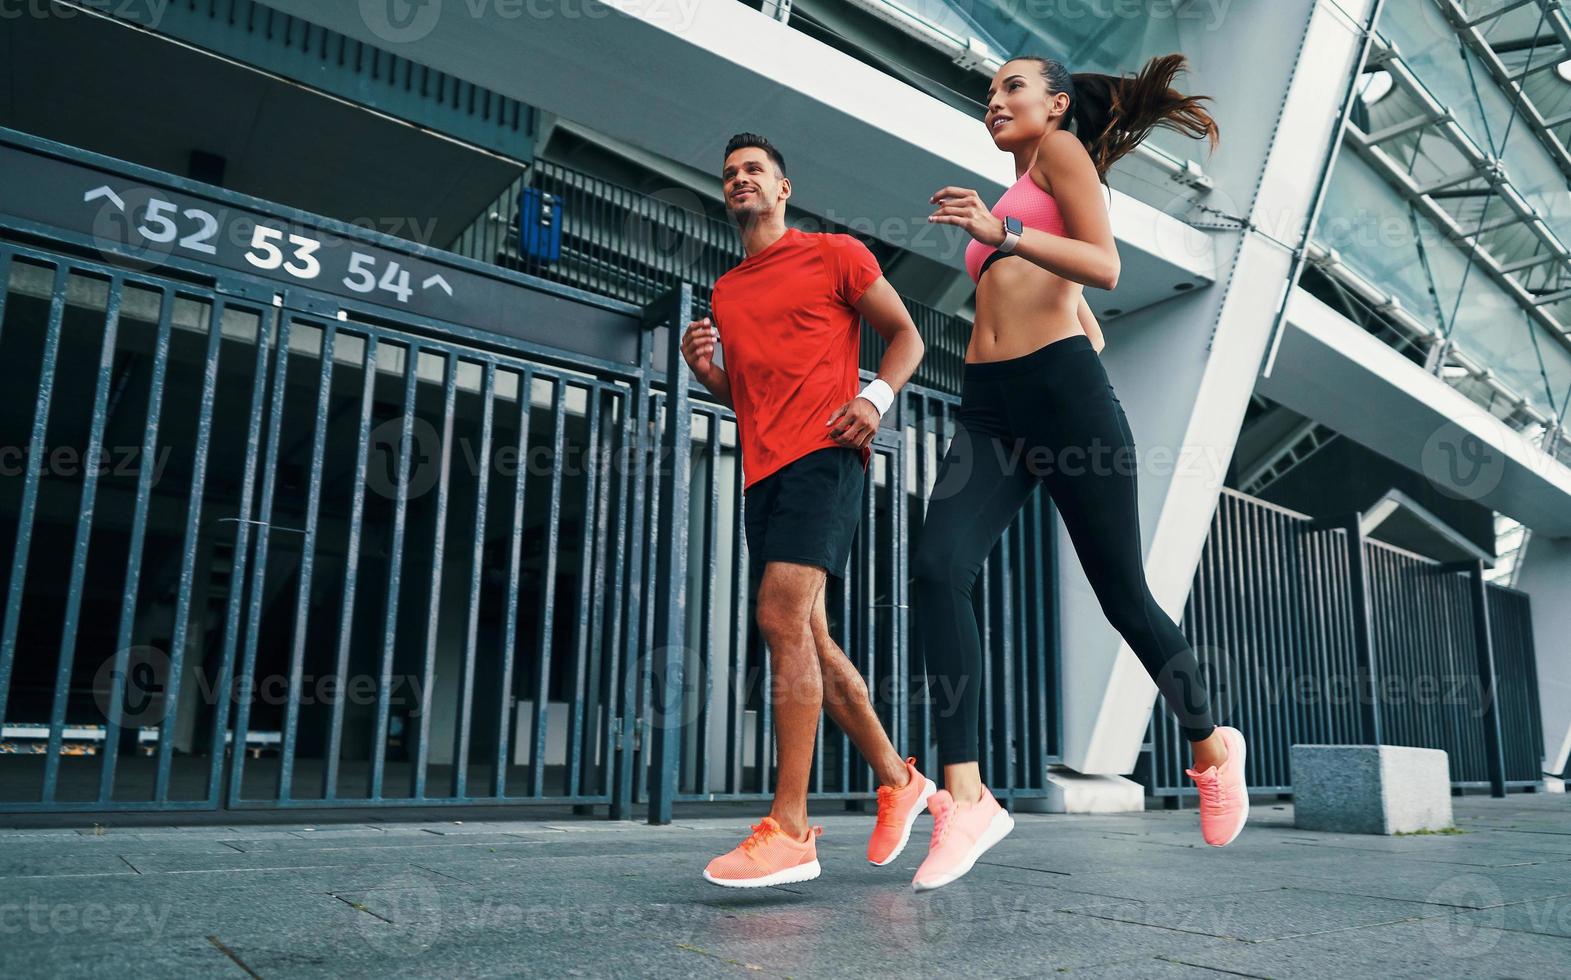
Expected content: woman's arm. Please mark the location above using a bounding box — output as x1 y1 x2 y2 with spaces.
929 130 1120 290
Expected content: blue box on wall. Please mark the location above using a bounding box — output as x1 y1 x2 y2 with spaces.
520 187 563 261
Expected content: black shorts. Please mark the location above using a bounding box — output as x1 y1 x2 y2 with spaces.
744 446 866 578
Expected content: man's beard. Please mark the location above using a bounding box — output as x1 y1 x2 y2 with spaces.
727 193 770 225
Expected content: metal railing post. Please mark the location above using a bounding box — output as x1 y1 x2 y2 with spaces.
644 284 693 825
1444 559 1508 797
1333 512 1384 745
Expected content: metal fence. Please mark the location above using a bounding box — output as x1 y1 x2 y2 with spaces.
0 199 1059 816
1145 489 1543 798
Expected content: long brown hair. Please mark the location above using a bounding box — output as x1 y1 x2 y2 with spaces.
1021 53 1219 182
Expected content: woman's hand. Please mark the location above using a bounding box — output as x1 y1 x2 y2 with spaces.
929 186 1005 246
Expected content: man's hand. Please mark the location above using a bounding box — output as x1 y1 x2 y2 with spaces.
681 316 720 380
826 397 880 450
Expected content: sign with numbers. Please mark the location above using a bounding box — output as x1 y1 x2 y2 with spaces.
0 133 646 366
1 141 489 324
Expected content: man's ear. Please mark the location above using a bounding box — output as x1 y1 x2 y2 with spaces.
778 176 791 204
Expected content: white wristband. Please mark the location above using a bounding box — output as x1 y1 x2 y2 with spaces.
858 378 895 417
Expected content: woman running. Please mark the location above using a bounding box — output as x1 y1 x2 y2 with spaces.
911 53 1246 892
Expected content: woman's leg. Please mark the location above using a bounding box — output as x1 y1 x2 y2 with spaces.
1007 344 1220 755
911 412 1038 802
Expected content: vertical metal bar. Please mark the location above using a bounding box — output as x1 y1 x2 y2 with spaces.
42 276 124 800
0 265 68 731
410 351 457 800
369 341 418 801
451 361 495 799
998 510 1016 794
861 448 876 789
979 551 994 787
277 322 336 802
1028 490 1049 780
323 333 379 800
647 284 693 824
495 367 535 800
697 409 719 796
891 393 910 772
530 382 566 798
565 386 601 798
611 367 645 817
914 395 933 778
208 301 275 807
1466 561 1508 796
728 428 747 796
586 387 617 800
154 295 229 803
101 286 175 803
1341 513 1382 744
639 394 664 804
228 308 293 805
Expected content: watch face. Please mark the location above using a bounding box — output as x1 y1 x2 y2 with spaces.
1006 216 1023 235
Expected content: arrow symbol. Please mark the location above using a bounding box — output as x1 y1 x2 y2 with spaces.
422 274 453 296
84 185 125 211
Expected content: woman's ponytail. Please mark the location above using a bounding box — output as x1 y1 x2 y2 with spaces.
1029 54 1219 181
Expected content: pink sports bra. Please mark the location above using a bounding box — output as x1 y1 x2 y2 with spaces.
964 171 1066 283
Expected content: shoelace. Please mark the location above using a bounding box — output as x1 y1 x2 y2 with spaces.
1192 770 1224 810
928 803 953 848
874 785 900 829
739 820 777 857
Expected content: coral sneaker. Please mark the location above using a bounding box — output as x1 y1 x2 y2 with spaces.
911 786 1015 892
868 757 938 866
1187 726 1249 846
703 817 824 888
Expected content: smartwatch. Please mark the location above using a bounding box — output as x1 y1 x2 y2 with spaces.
997 215 1023 253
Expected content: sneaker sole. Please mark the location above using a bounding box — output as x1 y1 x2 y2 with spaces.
911 809 1015 892
869 777 938 867
703 859 822 889
1207 729 1249 847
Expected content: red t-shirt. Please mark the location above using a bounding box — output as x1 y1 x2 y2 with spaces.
712 228 882 489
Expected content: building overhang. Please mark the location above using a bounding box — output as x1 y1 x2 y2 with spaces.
251 0 1217 319
1260 286 1571 538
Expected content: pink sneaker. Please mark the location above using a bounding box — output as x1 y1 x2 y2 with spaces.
868 757 937 866
911 786 1015 892
1187 726 1249 846
703 817 824 888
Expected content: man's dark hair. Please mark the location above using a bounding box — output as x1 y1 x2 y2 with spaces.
724 133 786 178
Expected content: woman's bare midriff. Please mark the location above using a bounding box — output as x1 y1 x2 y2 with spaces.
966 255 1084 363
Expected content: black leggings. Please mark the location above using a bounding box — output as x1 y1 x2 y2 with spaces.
913 333 1216 767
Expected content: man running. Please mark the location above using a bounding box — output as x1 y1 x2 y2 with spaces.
682 133 929 887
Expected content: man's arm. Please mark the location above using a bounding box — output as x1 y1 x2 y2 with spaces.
1077 294 1105 353
680 315 734 409
856 278 925 391
825 277 925 449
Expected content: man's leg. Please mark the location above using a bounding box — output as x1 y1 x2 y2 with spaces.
756 560 826 841
809 578 908 789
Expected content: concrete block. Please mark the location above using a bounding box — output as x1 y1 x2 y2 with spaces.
1292 744 1453 835
1012 766 1145 814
